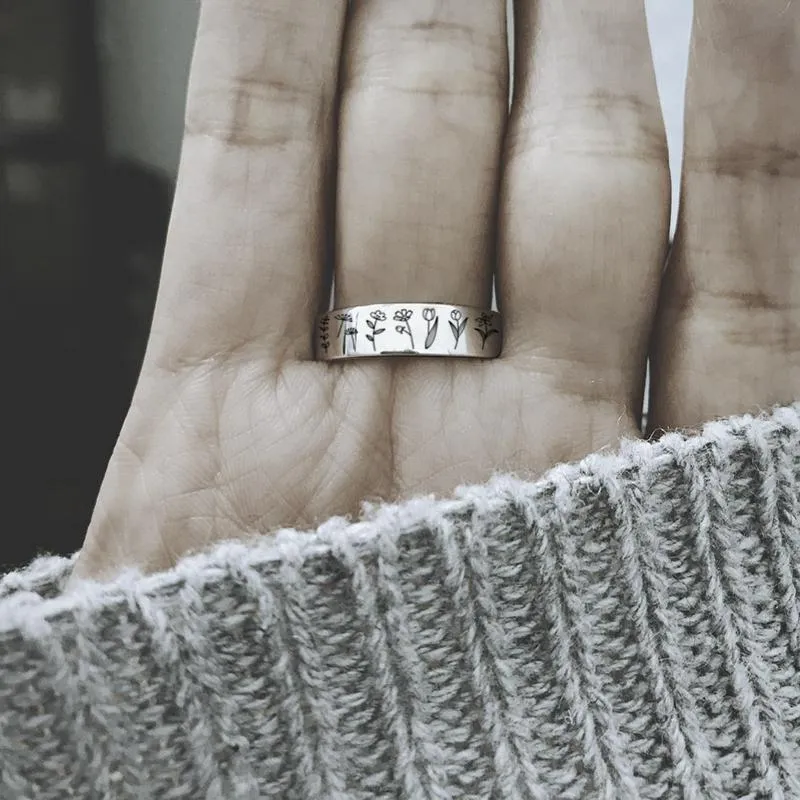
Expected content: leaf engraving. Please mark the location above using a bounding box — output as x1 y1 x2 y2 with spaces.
424 317 439 350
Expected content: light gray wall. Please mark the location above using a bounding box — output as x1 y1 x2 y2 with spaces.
95 0 692 214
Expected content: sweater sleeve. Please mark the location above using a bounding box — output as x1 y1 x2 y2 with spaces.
2 405 800 800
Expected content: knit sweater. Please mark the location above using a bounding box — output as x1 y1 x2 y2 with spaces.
3 405 800 799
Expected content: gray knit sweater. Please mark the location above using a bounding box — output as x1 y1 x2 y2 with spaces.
3 405 800 799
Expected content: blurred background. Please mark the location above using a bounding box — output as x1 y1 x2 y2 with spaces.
1 0 692 569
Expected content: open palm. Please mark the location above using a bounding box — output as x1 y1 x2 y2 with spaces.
73 1 800 581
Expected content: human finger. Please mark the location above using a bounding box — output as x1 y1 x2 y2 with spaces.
334 0 508 311
500 0 671 440
146 0 348 369
648 1 800 430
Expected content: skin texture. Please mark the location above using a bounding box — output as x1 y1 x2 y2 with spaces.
71 0 800 582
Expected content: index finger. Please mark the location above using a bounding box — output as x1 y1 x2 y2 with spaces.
145 0 348 369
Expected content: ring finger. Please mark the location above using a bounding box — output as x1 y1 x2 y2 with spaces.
334 0 508 311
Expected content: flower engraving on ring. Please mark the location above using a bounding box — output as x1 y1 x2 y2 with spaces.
475 312 500 351
318 315 331 354
393 308 415 350
334 312 353 338
422 307 439 350
318 304 500 359
449 309 469 348
344 326 358 355
365 309 387 352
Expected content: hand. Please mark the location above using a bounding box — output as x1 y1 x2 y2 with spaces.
70 0 800 582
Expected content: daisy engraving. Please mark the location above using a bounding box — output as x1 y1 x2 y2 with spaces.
366 309 387 352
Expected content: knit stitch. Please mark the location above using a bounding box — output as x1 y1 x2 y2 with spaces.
3 405 800 798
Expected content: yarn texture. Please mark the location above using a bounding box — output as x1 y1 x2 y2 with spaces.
3 404 800 799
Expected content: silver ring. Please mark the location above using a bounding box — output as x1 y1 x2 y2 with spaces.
316 303 502 361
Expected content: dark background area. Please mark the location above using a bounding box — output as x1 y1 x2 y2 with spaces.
1 0 197 569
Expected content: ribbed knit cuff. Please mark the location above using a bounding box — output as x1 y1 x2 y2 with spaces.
2 405 800 799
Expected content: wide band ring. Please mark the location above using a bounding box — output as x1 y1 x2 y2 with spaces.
316 303 502 361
